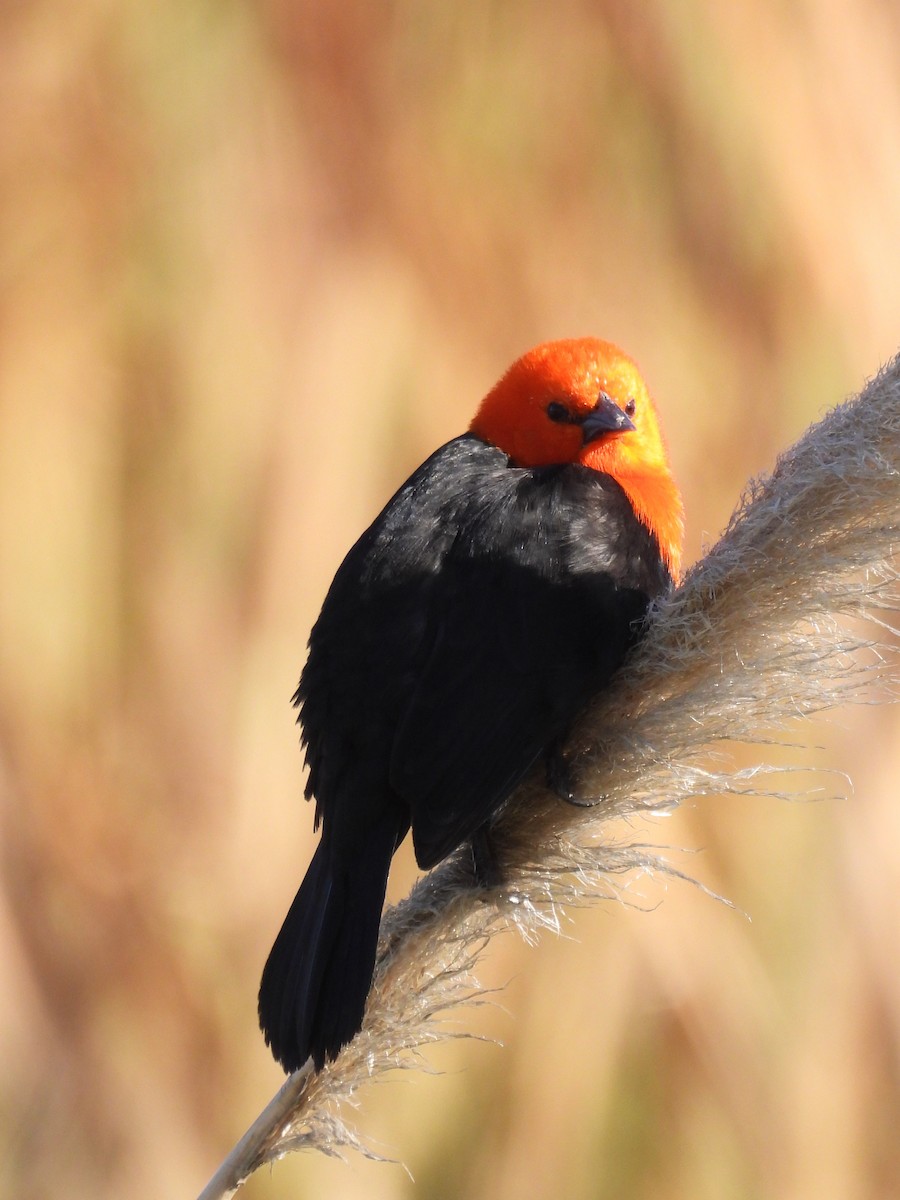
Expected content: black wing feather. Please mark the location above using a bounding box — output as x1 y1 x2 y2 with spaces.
296 434 669 863
385 452 664 867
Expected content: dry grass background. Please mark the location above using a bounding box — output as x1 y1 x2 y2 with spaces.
0 3 898 1198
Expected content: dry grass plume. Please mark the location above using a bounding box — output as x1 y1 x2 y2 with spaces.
199 354 899 1199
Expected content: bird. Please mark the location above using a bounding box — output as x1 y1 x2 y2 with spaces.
258 337 684 1073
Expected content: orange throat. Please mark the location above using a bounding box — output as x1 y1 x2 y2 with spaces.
613 467 684 583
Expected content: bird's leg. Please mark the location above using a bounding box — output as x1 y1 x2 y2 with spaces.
546 741 601 808
471 823 503 890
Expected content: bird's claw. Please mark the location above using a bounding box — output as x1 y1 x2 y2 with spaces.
471 824 503 890
546 749 602 807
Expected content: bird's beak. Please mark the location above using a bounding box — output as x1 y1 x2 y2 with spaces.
581 392 636 445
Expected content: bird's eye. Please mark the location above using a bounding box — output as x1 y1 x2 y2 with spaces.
624 397 636 418
546 401 572 423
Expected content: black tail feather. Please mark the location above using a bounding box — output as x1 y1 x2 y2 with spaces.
258 819 401 1072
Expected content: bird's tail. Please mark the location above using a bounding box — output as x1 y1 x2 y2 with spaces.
258 818 402 1072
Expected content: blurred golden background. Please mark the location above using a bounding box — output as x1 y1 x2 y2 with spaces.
1 3 899 1197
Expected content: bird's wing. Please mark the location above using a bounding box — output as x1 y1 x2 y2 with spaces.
390 468 650 870
296 435 510 836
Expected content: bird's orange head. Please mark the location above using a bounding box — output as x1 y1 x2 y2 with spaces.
470 338 684 579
